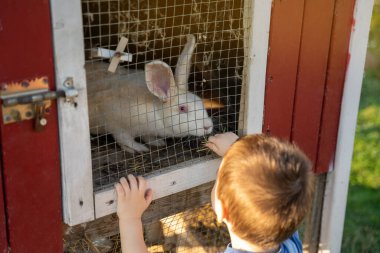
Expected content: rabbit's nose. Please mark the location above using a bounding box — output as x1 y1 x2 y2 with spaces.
204 126 212 131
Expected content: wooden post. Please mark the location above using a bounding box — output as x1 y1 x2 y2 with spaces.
303 174 327 253
240 0 272 135
50 0 95 226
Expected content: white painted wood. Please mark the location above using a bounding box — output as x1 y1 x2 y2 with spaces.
319 0 374 252
50 0 95 225
240 0 272 135
95 158 221 218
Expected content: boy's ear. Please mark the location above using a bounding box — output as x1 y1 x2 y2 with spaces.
215 199 229 223
221 204 229 223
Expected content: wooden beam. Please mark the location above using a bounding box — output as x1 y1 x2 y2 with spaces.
302 174 327 253
50 0 95 225
94 159 220 219
241 0 272 134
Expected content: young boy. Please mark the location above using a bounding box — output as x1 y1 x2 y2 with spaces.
115 132 314 253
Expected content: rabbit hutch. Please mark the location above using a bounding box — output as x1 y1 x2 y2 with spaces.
0 0 374 252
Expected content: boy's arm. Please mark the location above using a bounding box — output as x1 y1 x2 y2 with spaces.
119 218 146 253
115 175 153 253
206 132 239 156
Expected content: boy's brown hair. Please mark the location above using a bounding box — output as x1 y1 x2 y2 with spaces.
216 134 314 248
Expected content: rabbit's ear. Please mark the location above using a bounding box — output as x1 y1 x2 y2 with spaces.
175 34 196 91
145 61 176 102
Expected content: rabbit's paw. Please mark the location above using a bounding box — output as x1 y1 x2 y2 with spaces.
149 139 166 146
121 142 150 153
142 136 166 147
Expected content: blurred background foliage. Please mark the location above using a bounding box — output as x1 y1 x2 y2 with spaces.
367 0 380 63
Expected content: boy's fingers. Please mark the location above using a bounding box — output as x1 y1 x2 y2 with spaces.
119 177 130 191
137 176 146 191
205 142 218 152
145 188 153 205
114 183 125 197
226 132 239 141
127 174 138 190
208 136 217 143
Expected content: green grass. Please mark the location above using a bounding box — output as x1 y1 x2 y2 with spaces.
341 71 380 253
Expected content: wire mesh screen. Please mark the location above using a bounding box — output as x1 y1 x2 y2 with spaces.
145 203 230 253
81 0 249 191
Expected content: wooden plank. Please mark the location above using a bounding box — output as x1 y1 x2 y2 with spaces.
0 0 63 252
108 37 129 73
263 0 305 140
95 158 221 218
291 0 336 167
240 0 272 134
50 0 95 225
315 0 356 173
0 157 8 253
302 174 327 253
320 0 374 252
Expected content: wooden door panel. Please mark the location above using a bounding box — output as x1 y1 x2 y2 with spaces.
0 0 63 252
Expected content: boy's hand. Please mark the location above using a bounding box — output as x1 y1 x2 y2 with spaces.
115 175 153 221
206 132 239 156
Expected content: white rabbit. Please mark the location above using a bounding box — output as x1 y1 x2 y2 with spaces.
86 35 213 153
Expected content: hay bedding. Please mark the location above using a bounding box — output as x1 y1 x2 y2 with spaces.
64 203 230 253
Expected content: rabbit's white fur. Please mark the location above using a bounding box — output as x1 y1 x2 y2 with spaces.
86 35 213 153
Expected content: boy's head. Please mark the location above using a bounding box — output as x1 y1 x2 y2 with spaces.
212 134 314 249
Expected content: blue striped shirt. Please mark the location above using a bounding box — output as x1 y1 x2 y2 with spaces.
223 232 302 253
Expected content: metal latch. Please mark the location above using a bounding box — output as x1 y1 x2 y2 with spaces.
1 77 78 131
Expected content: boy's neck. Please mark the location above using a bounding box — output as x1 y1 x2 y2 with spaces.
228 226 279 253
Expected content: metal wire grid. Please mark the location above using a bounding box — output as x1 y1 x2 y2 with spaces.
81 0 248 191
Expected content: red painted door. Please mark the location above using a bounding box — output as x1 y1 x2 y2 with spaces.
264 0 355 173
0 1 63 252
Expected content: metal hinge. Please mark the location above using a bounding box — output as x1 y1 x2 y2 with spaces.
1 77 78 131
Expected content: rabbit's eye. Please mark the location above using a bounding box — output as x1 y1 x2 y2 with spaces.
179 105 188 113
